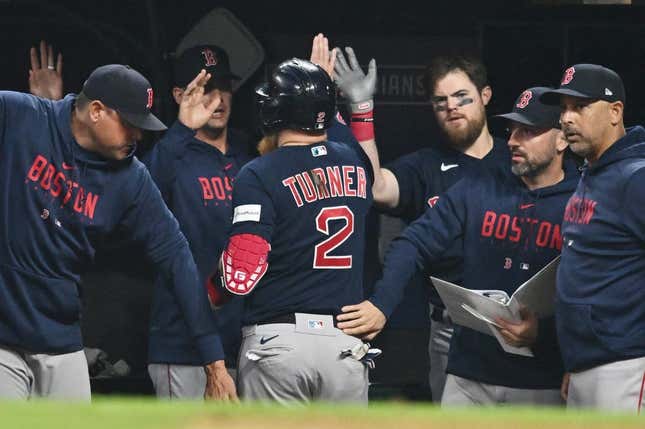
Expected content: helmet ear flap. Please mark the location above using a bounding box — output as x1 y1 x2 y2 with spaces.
258 94 285 133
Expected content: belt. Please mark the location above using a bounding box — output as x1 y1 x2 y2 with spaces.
256 313 339 328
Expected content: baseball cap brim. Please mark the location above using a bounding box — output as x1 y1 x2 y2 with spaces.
540 88 596 105
492 112 559 129
118 110 168 131
493 112 539 127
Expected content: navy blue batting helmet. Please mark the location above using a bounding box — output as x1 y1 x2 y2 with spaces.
256 58 336 133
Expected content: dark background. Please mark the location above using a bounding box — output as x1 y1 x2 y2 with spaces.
2 0 645 397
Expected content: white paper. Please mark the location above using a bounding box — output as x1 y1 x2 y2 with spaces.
431 256 560 357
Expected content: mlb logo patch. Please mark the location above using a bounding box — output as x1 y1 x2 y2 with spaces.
308 319 325 329
520 262 530 270
311 145 327 157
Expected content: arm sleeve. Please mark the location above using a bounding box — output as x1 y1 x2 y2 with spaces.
623 166 645 242
0 91 39 150
0 93 6 148
369 180 469 318
120 167 224 364
141 120 196 196
228 166 277 241
384 151 431 221
328 112 375 185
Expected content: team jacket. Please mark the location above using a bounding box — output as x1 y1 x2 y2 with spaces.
143 122 254 366
370 166 578 388
556 126 645 372
228 138 373 325
385 138 510 318
0 92 223 364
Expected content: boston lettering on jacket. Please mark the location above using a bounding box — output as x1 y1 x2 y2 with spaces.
481 210 562 250
26 154 99 220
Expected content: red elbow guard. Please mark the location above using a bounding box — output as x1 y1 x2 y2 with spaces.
220 233 271 296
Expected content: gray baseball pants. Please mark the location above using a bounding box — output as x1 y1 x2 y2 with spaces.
0 344 90 401
148 364 238 400
237 314 368 404
428 310 453 402
442 374 563 406
567 356 645 414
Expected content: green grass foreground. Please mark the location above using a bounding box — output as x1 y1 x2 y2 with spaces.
0 398 642 429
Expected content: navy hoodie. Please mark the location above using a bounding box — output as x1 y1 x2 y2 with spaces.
0 91 223 364
370 165 578 388
384 138 511 322
143 121 254 366
556 126 645 372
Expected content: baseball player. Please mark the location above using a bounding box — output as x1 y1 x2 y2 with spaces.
0 64 235 400
334 47 510 401
541 64 645 413
143 44 254 399
143 35 357 399
209 58 374 403
341 86 577 406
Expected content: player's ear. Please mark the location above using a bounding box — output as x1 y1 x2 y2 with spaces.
172 87 184 105
87 100 107 123
481 85 492 106
555 130 568 153
608 100 623 126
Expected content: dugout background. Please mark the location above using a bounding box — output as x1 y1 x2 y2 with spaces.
2 0 645 397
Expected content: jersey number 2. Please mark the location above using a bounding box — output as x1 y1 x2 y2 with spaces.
313 206 354 269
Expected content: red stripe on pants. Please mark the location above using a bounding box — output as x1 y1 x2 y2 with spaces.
638 371 645 415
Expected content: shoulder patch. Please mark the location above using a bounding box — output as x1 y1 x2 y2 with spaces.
233 204 262 223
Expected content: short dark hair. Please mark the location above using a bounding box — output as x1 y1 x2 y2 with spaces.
427 54 489 94
75 92 91 110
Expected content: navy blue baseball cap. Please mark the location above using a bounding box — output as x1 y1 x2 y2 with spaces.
173 45 240 89
82 64 167 131
493 86 561 129
541 64 625 105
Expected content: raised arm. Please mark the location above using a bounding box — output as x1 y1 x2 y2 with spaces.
334 47 401 208
143 70 222 191
28 40 63 100
309 33 337 79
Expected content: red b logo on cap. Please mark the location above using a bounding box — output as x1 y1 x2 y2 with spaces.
516 90 533 109
146 88 154 109
201 49 218 67
562 67 576 85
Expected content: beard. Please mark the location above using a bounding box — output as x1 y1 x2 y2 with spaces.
200 123 226 140
258 133 279 155
511 153 552 177
512 160 546 177
439 107 487 150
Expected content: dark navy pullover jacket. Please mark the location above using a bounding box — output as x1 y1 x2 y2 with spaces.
370 165 578 388
556 126 645 372
143 121 254 366
0 92 223 364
